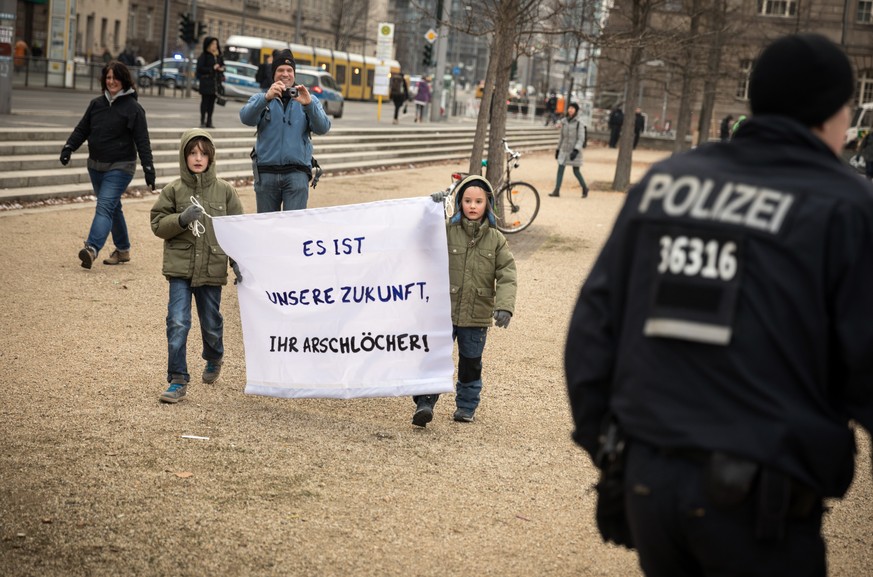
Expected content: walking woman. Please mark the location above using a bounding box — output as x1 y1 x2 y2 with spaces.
59 60 155 269
196 36 225 128
548 102 589 198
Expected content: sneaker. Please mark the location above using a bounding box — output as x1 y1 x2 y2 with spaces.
453 408 475 423
78 244 97 269
202 359 223 384
103 249 130 265
548 190 560 197
160 383 187 403
412 404 434 427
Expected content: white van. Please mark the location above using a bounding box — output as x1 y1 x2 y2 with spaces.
847 103 873 172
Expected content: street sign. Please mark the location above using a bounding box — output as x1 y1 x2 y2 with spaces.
373 64 391 97
376 22 394 61
424 29 437 44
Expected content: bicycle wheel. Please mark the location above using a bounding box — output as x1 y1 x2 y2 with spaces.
494 181 540 234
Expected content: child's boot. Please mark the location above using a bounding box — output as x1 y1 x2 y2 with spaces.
412 394 438 427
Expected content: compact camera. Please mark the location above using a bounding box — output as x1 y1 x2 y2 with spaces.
283 86 299 99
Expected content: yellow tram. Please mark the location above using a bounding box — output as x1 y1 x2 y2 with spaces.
224 35 400 101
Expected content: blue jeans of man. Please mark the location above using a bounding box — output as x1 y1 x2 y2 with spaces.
414 326 488 411
554 164 588 194
166 278 224 384
254 171 310 213
85 168 134 253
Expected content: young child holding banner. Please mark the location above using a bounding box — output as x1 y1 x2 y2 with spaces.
150 129 244 403
415 175 517 426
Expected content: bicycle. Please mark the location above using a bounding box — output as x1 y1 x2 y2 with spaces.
441 139 541 234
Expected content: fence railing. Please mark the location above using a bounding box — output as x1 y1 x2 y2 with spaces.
11 57 191 98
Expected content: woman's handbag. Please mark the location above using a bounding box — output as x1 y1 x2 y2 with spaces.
216 96 227 107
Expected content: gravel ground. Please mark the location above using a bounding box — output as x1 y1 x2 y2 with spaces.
1 145 871 576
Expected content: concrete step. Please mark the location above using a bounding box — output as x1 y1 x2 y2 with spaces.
0 125 559 204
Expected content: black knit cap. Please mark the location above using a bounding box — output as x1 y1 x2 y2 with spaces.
749 33 854 127
272 49 296 78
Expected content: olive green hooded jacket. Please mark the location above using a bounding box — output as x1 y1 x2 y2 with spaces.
150 128 244 287
447 175 517 327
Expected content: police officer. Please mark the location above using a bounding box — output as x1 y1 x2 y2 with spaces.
565 34 873 576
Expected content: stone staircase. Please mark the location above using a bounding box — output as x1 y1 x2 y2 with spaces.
0 125 559 205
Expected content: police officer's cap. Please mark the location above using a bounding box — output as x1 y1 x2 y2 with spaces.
749 34 854 127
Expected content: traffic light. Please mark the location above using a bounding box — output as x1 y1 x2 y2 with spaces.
197 22 207 41
178 13 195 44
422 43 433 67
510 58 518 81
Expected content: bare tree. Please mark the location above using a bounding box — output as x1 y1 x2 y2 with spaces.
330 0 370 51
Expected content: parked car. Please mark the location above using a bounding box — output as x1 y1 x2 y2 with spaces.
295 65 344 118
220 61 260 100
137 57 192 90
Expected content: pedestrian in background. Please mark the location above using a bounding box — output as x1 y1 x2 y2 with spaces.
633 108 645 149
544 90 558 126
719 114 734 141
607 106 623 148
60 60 155 269
731 114 747 137
150 129 244 404
389 70 409 124
565 33 873 576
417 175 517 426
240 49 331 213
196 36 225 128
255 52 274 91
857 129 873 180
414 76 431 123
548 102 589 198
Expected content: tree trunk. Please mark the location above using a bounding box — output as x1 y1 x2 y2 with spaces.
673 0 701 153
485 0 517 189
470 36 499 175
696 0 727 146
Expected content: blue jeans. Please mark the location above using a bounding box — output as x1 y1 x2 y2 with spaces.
254 171 310 213
414 326 488 411
166 278 224 383
554 164 588 194
85 168 134 253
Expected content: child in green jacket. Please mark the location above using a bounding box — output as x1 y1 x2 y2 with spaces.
414 175 518 426
150 129 244 403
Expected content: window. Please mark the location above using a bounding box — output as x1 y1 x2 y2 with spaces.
100 18 108 49
859 70 873 104
128 6 137 39
757 0 797 16
336 64 346 85
114 20 121 51
859 0 873 23
146 8 154 41
736 59 753 100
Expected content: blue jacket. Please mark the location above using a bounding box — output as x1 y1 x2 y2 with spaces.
239 92 331 167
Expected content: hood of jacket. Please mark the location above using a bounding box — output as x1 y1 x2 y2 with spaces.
450 174 496 226
178 128 218 189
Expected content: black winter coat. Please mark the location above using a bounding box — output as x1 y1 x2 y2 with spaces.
197 52 224 96
64 90 153 168
566 116 873 499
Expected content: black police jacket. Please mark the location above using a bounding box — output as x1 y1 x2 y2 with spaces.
566 116 873 498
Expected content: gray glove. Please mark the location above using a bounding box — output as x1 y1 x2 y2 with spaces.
493 310 512 328
231 261 242 285
431 190 449 203
179 204 204 227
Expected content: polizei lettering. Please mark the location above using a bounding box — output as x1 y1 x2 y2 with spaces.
269 333 430 354
638 173 795 234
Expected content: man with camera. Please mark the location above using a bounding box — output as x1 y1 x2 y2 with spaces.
240 49 331 213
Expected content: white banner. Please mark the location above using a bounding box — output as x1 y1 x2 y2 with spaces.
212 198 455 399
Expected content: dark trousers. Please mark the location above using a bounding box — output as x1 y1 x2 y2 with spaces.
609 127 621 148
624 442 826 577
634 131 641 149
200 94 216 124
392 96 405 120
